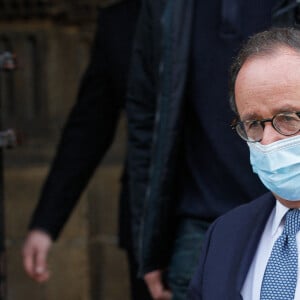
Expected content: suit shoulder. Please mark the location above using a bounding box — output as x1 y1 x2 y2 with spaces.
214 192 275 228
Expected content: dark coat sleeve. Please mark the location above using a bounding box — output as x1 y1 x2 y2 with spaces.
29 3 139 240
126 0 157 258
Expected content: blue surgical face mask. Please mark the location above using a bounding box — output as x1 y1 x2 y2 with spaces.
247 135 300 201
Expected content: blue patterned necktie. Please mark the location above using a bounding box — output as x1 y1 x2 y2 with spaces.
260 209 300 300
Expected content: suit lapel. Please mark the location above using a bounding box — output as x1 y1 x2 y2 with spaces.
234 194 275 297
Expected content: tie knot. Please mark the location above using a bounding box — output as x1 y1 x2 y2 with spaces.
284 209 300 236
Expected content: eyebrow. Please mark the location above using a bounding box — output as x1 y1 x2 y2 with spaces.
241 112 259 121
241 105 300 121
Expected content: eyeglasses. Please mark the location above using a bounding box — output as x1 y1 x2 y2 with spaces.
231 111 300 142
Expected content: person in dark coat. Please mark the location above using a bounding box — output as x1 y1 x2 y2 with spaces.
188 27 300 300
21 1 151 299
126 0 299 299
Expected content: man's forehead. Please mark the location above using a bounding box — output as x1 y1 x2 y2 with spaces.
240 46 300 71
236 46 300 92
235 46 300 119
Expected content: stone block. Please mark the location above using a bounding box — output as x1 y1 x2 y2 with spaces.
4 166 90 300
89 241 130 300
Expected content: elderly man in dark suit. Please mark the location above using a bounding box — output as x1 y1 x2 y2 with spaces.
126 0 299 299
188 27 300 300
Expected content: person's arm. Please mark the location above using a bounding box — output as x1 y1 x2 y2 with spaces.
28 10 122 241
126 0 156 255
22 5 132 281
126 1 171 298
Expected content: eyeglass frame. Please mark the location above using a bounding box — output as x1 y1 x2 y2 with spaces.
231 111 300 142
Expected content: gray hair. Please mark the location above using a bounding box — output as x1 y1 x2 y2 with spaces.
229 27 300 114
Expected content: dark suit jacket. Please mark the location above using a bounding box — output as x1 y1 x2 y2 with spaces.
29 0 140 250
187 192 276 300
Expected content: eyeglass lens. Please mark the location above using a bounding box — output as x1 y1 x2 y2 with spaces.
236 112 300 142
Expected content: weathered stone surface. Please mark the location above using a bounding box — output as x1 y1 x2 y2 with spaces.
0 5 131 298
4 166 90 300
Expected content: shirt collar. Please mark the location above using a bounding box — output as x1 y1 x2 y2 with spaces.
271 200 290 236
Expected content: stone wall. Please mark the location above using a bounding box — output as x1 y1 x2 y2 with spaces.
4 118 129 300
0 2 130 299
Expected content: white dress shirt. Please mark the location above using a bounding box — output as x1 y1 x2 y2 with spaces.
241 201 300 300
